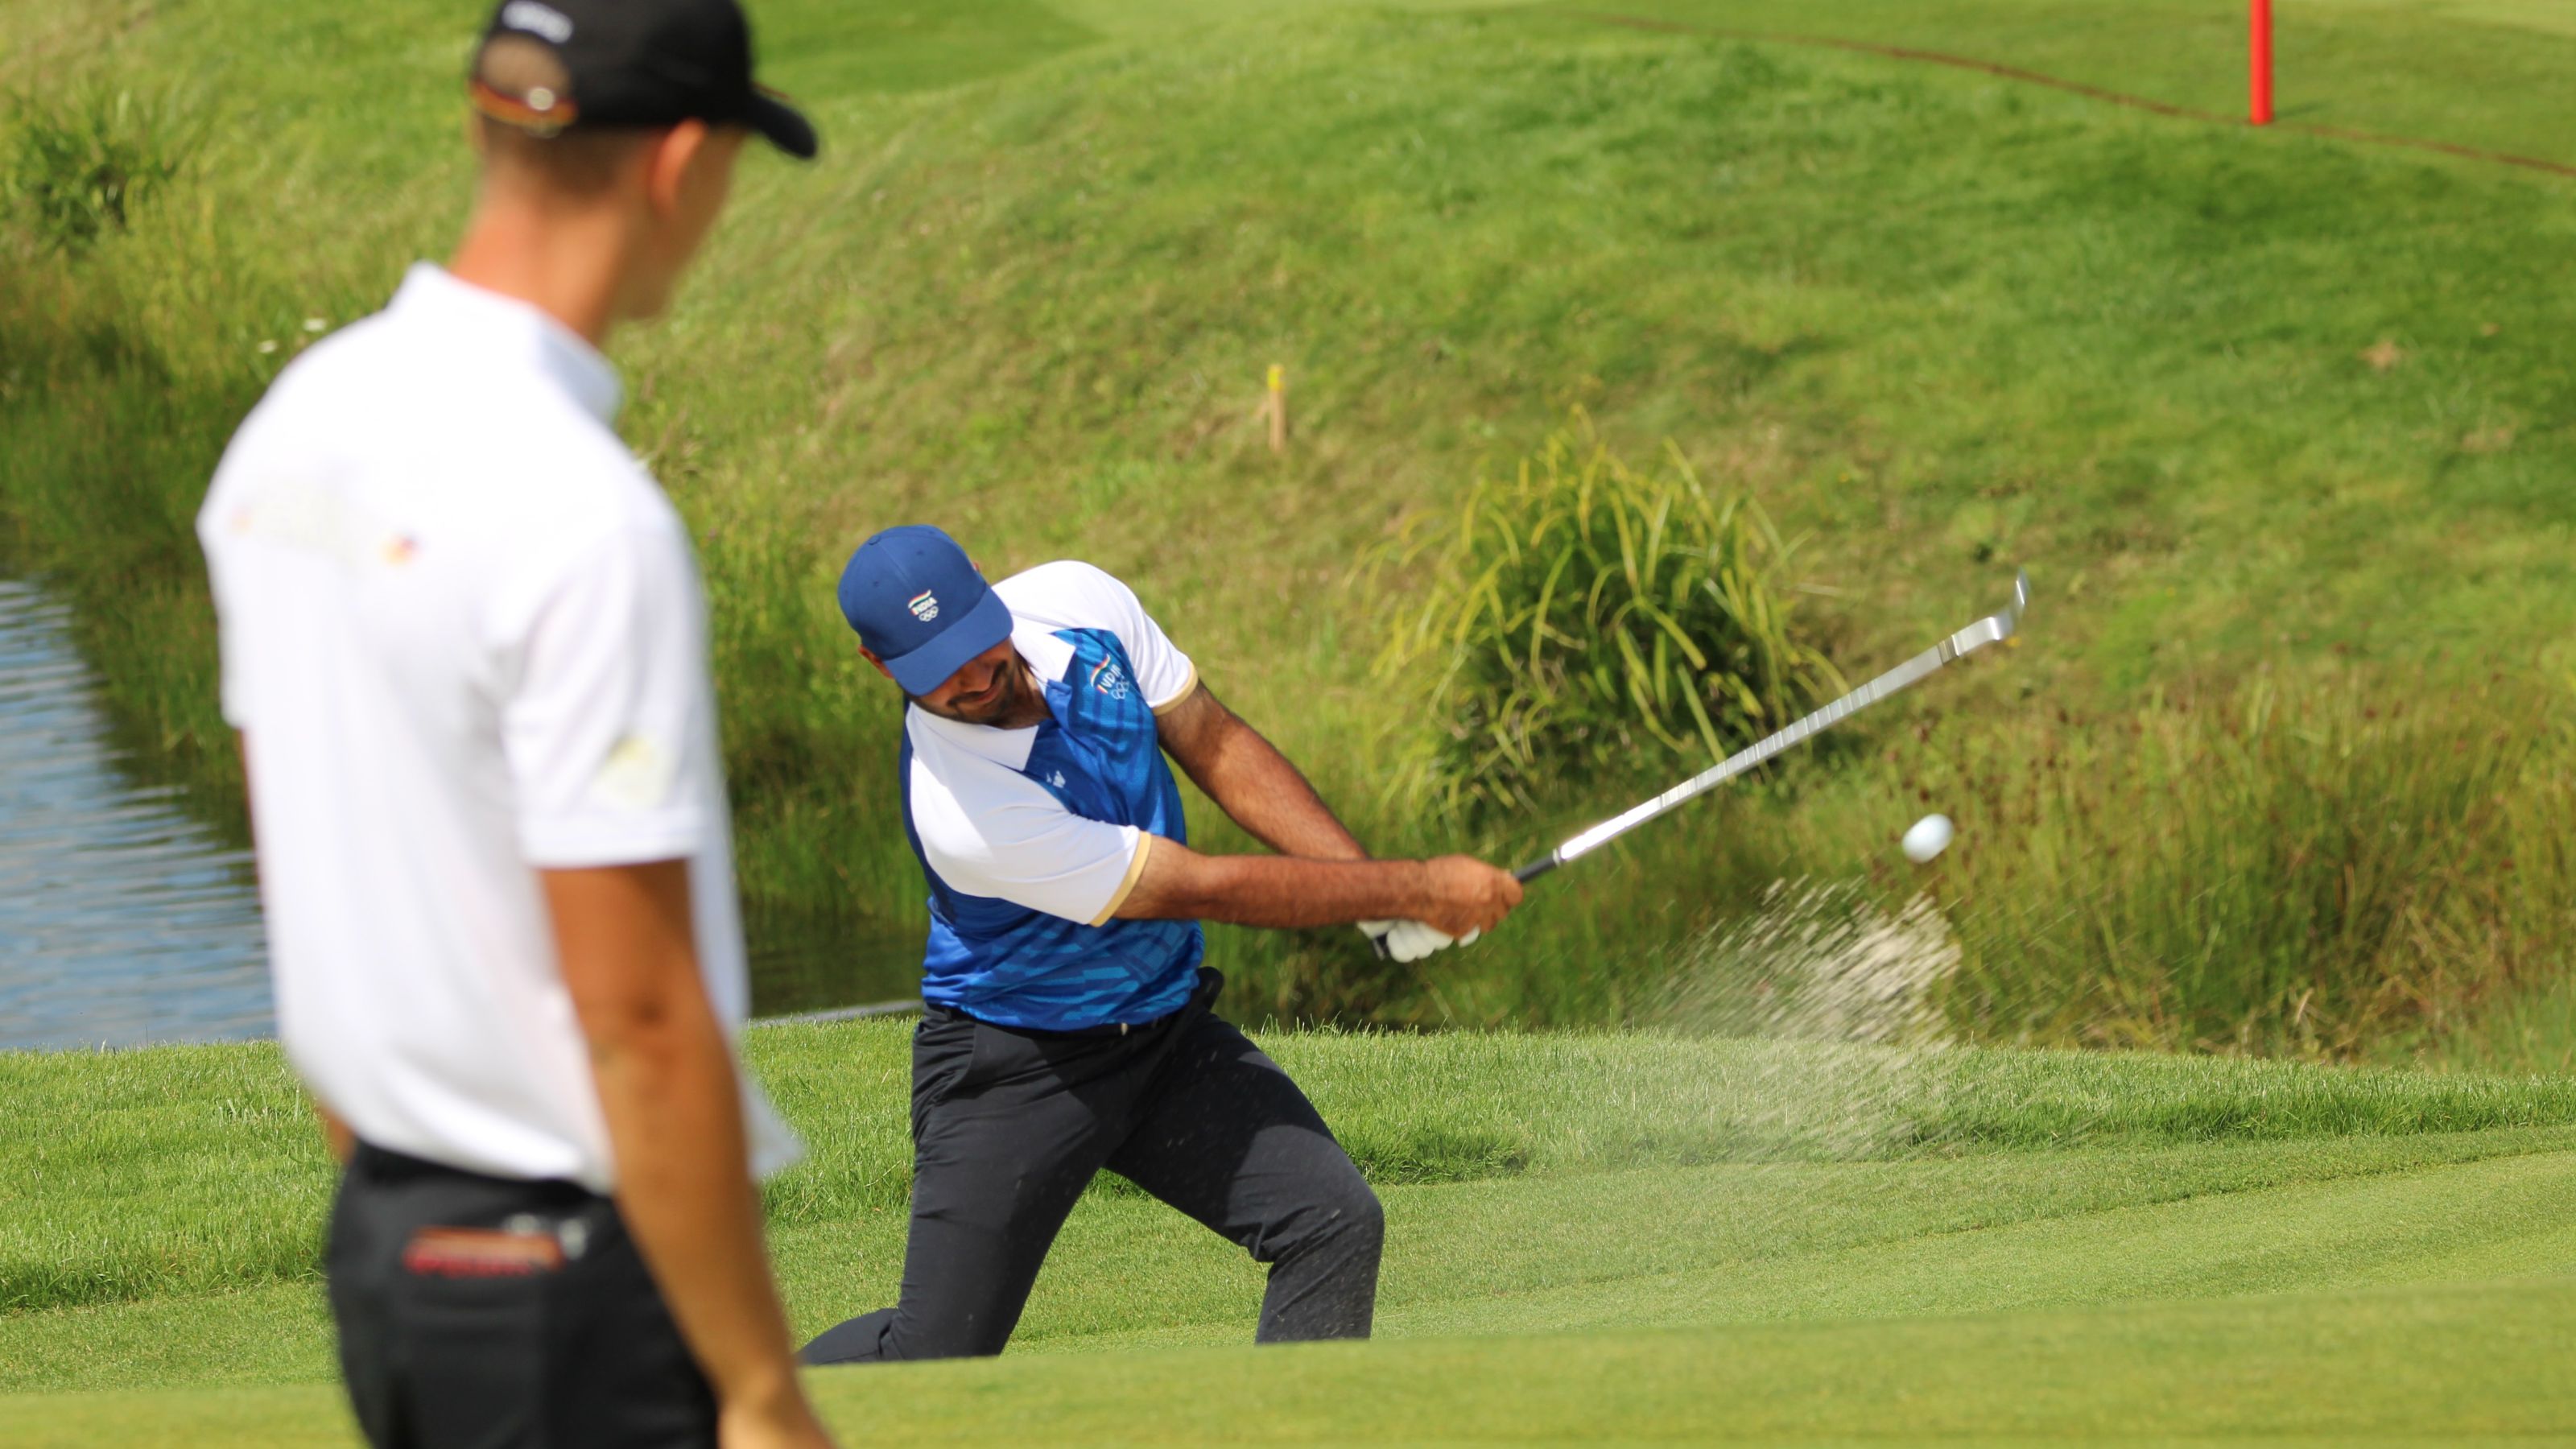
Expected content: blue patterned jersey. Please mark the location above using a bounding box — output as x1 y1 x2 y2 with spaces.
896 563 1203 1030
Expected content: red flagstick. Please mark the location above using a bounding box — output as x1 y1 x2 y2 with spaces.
2250 0 2275 126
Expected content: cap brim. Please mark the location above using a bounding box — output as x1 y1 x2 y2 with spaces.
743 90 818 160
884 589 1015 696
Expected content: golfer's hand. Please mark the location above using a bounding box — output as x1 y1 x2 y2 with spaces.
1418 855 1521 938
719 1386 836 1449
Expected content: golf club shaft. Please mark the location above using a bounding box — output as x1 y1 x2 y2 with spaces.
1512 569 2029 883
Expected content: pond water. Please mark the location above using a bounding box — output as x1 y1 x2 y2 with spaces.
0 580 273 1051
0 579 919 1053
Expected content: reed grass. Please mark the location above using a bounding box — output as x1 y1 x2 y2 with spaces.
1373 413 1839 819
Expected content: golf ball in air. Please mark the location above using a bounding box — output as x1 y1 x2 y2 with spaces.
1902 813 1955 864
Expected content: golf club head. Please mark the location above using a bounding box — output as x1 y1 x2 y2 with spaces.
1943 569 2029 658
2000 567 2030 640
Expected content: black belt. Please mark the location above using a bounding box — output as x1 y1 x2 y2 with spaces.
348 1142 593 1203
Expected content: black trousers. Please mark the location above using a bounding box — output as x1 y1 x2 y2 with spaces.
326 1144 716 1449
800 969 1384 1364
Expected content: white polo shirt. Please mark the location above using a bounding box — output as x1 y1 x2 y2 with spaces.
902 562 1200 923
197 264 798 1192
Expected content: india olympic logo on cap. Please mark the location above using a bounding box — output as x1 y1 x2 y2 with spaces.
907 589 939 622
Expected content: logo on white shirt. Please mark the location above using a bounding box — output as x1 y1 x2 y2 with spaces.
907 589 939 622
587 735 677 811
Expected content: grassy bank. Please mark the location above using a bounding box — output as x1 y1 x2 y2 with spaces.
1591 0 2576 170
6 1 2576 1051
6 1028 2576 1439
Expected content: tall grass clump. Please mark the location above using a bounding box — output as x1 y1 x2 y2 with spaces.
1374 414 1840 819
2 83 199 254
1885 672 2576 1058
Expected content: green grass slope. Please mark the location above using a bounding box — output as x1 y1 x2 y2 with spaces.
1584 0 2576 169
7 0 2576 1048
5 1029 2574 1442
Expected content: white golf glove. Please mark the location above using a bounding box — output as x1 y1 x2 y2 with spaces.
1357 919 1480 964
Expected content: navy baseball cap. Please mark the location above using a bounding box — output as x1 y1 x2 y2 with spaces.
837 526 1017 696
469 0 818 159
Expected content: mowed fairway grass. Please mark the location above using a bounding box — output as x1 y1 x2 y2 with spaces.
6 1028 2576 1442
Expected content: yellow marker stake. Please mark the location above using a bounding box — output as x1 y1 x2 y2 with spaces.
1266 364 1287 454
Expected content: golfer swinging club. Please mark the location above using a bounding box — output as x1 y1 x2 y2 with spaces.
801 526 1524 1364
196 2 834 1443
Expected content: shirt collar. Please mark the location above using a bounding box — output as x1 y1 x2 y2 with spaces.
908 704 1038 773
389 262 624 424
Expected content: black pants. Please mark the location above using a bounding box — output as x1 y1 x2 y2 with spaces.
800 969 1384 1364
326 1145 716 1449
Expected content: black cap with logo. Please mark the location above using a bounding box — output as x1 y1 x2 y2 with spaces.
469 0 817 159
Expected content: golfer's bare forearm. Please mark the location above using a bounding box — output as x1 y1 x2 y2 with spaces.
543 862 806 1418
1157 686 1366 861
1117 842 1427 927
588 999 803 1414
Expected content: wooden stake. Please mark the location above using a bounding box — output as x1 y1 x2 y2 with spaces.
1266 363 1287 454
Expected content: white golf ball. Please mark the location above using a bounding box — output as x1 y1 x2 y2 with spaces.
1902 813 1955 865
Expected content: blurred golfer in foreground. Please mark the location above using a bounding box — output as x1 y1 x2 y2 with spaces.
800 526 1522 1364
196 2 833 1444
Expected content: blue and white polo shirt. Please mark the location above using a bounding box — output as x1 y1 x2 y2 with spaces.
898 561 1203 1031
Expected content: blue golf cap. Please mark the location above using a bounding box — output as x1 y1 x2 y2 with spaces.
836 526 1016 696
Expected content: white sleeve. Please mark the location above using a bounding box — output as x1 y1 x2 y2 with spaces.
1042 561 1196 711
908 749 1153 926
502 520 716 869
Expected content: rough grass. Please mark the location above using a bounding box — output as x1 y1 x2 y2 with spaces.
0 1043 330 1314
1585 0 2576 171
1678 672 2576 1059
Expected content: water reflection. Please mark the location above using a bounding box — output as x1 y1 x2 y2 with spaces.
0 579 922 1052
742 905 926 1020
0 580 273 1051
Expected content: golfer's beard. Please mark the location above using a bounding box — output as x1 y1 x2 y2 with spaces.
916 665 1036 727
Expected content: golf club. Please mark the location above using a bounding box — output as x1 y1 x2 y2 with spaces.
1512 568 2031 883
